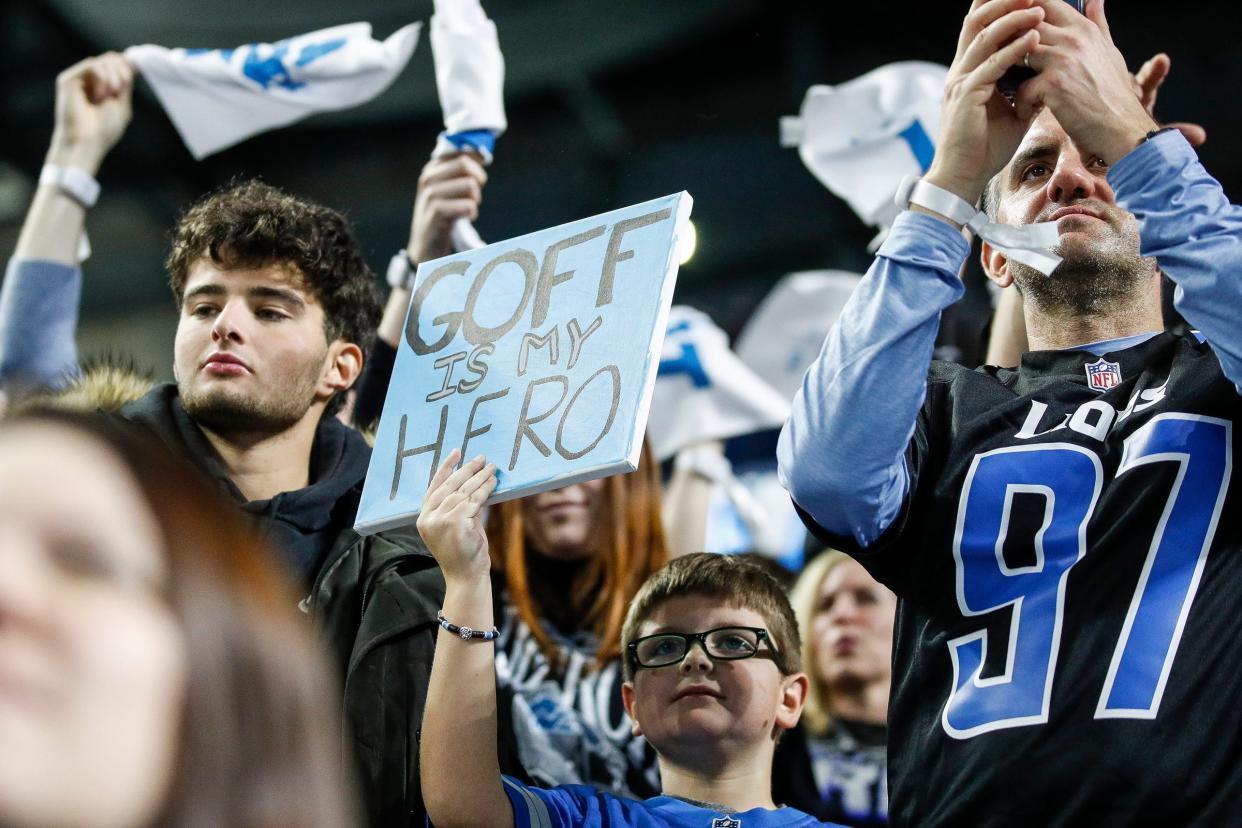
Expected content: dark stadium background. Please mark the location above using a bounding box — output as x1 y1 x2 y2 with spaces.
2 0 1234 377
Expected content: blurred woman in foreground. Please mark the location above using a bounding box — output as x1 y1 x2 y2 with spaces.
774 549 897 827
0 410 355 828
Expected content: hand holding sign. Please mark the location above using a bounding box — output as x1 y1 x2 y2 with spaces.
417 449 497 582
356 192 692 534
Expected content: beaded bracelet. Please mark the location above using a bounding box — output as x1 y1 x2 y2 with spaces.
437 610 499 641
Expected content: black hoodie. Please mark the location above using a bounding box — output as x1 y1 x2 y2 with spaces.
119 382 371 583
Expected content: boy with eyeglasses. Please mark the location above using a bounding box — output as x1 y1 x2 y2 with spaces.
418 450 843 827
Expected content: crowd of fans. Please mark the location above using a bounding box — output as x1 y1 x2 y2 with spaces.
2 0 1239 826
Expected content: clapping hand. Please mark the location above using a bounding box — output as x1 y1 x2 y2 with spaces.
925 0 1045 205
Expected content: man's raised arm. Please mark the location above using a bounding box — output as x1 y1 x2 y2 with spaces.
352 152 487 427
1 53 133 391
779 0 1044 548
1109 135 1242 390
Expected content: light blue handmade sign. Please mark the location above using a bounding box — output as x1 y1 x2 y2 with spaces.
355 192 693 534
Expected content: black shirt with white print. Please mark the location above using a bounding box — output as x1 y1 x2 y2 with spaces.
494 602 660 799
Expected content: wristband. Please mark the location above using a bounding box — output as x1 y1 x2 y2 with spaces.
1142 126 1179 146
895 175 1062 276
386 250 418 290
437 610 499 641
39 164 100 209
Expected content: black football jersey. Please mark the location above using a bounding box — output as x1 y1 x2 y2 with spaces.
799 332 1242 827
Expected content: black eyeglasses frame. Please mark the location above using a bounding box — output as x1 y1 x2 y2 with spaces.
626 625 787 673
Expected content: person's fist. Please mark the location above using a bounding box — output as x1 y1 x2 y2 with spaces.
48 52 135 175
407 153 488 264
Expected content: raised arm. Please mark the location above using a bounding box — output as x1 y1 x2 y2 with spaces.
376 153 488 349
1107 133 1242 390
1 53 133 390
779 0 1043 547
777 215 968 547
416 449 512 828
353 153 487 426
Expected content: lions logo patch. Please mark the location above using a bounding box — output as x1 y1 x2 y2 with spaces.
1084 358 1122 392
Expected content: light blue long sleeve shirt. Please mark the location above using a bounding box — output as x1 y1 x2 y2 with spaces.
0 257 81 391
778 130 1242 548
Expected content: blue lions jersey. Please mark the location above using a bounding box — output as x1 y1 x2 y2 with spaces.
782 129 1242 826
503 776 842 827
800 332 1242 826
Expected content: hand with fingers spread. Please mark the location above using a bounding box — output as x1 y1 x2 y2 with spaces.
416 449 498 583
407 153 488 264
1133 52 1207 147
47 52 135 176
1013 0 1157 163
924 0 1046 206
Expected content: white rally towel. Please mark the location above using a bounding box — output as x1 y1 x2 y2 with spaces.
702 470 810 568
648 306 790 462
127 22 422 160
430 0 506 251
734 270 863 404
781 61 948 233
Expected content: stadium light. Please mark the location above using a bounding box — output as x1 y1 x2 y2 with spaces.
677 219 698 265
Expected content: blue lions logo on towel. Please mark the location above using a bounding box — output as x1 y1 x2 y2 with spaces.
186 37 347 90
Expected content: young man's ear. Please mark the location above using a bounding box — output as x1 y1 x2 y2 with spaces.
775 672 810 732
318 341 364 399
980 241 1014 290
621 681 643 738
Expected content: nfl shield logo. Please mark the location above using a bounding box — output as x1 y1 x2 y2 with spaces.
1084 358 1122 392
711 818 741 828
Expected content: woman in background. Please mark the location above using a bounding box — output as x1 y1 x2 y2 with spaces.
0 410 356 828
773 549 897 827
485 442 668 799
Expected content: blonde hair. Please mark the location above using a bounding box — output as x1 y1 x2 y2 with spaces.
620 552 802 682
6 358 154 416
788 549 855 737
